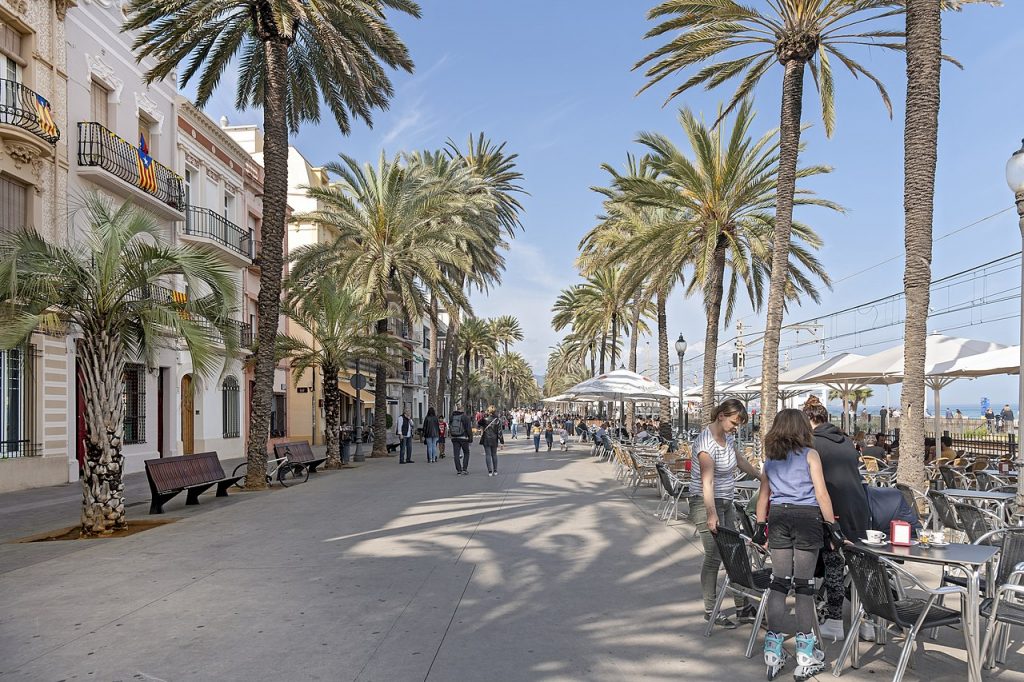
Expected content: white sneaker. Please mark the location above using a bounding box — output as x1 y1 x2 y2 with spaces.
818 618 844 642
859 621 876 641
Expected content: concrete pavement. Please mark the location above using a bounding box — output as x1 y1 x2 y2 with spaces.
0 438 1019 681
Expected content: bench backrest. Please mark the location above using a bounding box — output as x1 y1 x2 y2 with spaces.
275 441 314 464
145 451 226 493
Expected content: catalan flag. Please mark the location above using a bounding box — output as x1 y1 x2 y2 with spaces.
28 92 58 139
136 133 158 194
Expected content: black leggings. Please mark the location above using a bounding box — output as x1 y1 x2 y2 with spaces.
767 546 819 635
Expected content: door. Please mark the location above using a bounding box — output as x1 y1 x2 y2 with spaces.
157 368 165 457
181 374 194 455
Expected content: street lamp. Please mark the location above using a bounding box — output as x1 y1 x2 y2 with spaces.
675 334 687 436
1006 140 1024 517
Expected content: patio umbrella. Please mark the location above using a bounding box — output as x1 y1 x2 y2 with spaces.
565 368 675 401
931 345 1021 378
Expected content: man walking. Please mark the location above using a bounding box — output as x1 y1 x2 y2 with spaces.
510 411 519 439
449 404 474 475
1001 404 1015 434
396 409 415 464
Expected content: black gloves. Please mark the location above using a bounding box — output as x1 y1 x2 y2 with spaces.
752 522 768 546
826 522 847 548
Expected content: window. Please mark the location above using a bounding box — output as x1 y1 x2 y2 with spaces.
222 376 239 438
123 364 146 444
0 21 22 84
90 81 109 129
0 175 28 235
183 167 195 206
270 393 287 438
138 113 156 152
223 191 235 223
0 347 21 455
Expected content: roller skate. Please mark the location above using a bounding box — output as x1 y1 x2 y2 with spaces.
764 631 787 680
793 632 825 681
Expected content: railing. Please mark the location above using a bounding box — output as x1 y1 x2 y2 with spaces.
77 122 183 210
127 284 250 347
0 79 60 144
185 206 253 259
0 439 40 458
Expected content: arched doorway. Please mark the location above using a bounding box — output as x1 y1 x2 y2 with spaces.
181 374 194 455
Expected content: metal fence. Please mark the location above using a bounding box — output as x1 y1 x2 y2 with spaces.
0 78 60 144
185 206 253 259
77 122 183 210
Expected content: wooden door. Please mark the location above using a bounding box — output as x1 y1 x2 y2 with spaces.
181 374 194 455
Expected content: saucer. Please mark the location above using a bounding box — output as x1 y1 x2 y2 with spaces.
924 540 950 547
861 539 888 547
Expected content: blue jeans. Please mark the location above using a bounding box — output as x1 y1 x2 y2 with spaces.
510 423 518 438
425 437 438 462
399 436 413 463
533 435 541 451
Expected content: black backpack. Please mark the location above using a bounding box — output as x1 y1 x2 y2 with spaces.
449 414 467 439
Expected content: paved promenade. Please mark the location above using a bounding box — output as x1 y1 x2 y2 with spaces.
0 438 1018 681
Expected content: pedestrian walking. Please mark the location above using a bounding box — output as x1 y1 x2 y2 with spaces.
510 411 519 439
691 398 762 629
449 405 473 475
755 408 842 681
438 415 447 458
544 422 554 451
532 421 542 452
396 409 414 464
558 426 568 451
478 406 505 476
1001 404 1015 433
422 407 440 463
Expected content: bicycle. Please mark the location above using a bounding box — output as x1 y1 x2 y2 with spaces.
232 455 309 488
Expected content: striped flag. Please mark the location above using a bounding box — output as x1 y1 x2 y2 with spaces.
136 133 158 194
26 91 58 139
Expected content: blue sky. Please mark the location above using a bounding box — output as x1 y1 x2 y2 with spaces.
195 1 1024 410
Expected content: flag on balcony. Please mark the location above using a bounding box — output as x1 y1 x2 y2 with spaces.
28 92 58 138
136 134 158 194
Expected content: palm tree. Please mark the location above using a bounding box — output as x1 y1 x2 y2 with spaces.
123 0 420 488
614 101 837 422
0 195 237 535
278 280 402 468
636 0 902 432
829 387 874 422
490 315 524 356
290 153 476 457
458 317 496 407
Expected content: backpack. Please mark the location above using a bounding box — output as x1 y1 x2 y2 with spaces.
449 414 467 439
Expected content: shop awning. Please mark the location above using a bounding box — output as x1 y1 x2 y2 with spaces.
339 381 374 402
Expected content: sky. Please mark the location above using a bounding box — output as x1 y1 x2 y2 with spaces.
192 1 1024 411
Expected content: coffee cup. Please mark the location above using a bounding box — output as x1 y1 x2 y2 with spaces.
932 530 946 544
866 530 886 544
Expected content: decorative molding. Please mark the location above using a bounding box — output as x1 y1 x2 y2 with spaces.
206 167 223 184
135 91 165 134
183 149 203 170
54 0 77 20
3 0 27 15
86 53 124 103
0 139 45 190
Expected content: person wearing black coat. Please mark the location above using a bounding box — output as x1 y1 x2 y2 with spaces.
802 396 871 642
423 407 440 463
478 407 505 476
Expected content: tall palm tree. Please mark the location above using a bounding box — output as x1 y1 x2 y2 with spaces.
278 280 402 468
636 0 902 432
0 195 237 535
290 153 475 457
490 315 524 356
124 0 420 488
458 317 496 407
615 101 837 422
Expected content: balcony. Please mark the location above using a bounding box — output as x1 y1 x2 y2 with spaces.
127 283 251 348
183 206 253 264
0 79 60 147
77 122 184 221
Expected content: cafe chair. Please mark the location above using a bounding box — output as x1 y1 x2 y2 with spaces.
834 545 968 682
928 490 965 540
977 527 1024 669
654 462 688 522
895 483 932 528
706 527 775 658
952 502 1004 545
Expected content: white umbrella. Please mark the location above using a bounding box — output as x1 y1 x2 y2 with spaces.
542 394 572 403
565 368 675 401
931 345 1021 378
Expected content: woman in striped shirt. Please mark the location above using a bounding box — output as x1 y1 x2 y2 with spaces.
691 398 763 628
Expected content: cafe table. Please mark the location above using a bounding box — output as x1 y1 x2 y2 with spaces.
838 541 999 682
734 478 760 501
942 488 1016 520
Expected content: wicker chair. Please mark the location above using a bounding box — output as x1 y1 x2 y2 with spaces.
706 527 773 658
979 527 1024 668
834 546 968 682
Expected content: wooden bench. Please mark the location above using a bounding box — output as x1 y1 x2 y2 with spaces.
274 441 327 474
144 451 242 514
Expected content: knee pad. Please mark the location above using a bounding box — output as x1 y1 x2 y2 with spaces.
770 575 792 594
793 577 816 596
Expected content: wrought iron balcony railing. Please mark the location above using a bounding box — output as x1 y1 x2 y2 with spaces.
185 206 253 259
77 122 183 211
0 79 60 144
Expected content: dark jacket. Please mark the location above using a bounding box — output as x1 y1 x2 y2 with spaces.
449 411 473 442
422 415 440 439
478 415 505 447
865 484 921 531
812 423 871 542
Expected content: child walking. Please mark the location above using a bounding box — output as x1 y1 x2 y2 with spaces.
754 409 843 681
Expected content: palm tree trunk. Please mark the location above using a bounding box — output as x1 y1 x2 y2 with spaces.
657 291 672 441
897 0 941 492
245 39 291 489
760 58 806 437
589 342 595 377
627 302 642 433
438 318 458 416
427 295 439 408
77 337 127 535
462 348 472 407
701 240 727 424
322 366 342 468
371 318 389 457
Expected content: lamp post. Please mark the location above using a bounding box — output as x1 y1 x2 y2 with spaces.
675 334 687 437
1005 138 1024 518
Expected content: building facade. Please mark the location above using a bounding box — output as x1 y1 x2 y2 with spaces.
0 0 70 492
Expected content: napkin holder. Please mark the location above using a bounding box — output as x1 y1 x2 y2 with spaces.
890 520 913 546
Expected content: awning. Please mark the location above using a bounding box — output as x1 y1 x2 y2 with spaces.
339 381 374 402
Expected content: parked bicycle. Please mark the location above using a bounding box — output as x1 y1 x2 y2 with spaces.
232 455 308 488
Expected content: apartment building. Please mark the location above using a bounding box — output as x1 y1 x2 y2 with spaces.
0 0 69 492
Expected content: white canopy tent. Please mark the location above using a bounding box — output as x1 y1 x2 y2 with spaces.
932 345 1021 379
564 368 675 401
800 335 1008 437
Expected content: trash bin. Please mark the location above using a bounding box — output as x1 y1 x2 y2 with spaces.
341 441 352 465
